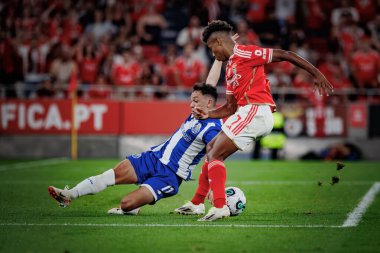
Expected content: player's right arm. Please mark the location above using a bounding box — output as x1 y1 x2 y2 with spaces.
271 49 334 96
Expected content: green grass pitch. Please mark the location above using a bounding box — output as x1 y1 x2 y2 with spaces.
1 159 380 253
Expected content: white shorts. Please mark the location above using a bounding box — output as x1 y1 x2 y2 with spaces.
222 104 274 150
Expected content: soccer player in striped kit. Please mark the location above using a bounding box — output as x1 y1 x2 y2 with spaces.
176 20 334 221
48 82 222 215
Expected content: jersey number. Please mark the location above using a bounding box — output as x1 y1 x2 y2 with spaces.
161 185 174 193
254 49 263 56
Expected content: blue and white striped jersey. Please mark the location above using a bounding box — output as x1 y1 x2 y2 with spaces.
150 114 222 180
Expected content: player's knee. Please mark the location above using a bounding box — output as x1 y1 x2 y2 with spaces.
206 143 215 161
206 142 213 154
120 197 136 212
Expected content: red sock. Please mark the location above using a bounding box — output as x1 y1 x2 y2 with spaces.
208 159 226 208
191 161 209 205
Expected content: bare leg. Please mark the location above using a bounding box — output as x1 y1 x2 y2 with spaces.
114 159 138 184
66 159 137 199
206 131 238 162
120 186 155 212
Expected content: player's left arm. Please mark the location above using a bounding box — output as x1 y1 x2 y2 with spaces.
271 49 334 96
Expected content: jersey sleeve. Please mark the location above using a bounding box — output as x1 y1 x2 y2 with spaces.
236 45 273 67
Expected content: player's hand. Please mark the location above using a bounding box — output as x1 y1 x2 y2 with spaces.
193 107 209 120
314 74 334 96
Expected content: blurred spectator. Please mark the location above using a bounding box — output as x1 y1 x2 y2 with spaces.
368 14 380 50
274 0 297 34
32 77 55 99
160 44 178 87
302 0 328 39
50 45 78 97
318 52 351 90
176 16 208 65
0 32 23 97
354 0 377 24
112 47 142 86
110 2 132 34
176 16 203 48
87 74 112 99
331 0 360 27
331 10 364 59
174 43 206 90
246 0 272 26
85 10 117 42
136 5 168 46
18 35 50 86
235 19 261 45
60 9 83 45
138 60 167 99
350 36 380 90
75 39 102 85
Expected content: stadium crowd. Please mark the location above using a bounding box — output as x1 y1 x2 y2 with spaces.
0 0 379 102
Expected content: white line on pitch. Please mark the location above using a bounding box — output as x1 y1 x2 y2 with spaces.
0 158 69 172
227 180 373 186
0 223 342 228
0 180 374 185
342 182 380 227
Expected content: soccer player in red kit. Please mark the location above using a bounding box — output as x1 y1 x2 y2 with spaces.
176 20 333 221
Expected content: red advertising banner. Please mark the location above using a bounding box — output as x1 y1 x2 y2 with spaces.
1 99 350 136
0 99 121 134
121 101 190 134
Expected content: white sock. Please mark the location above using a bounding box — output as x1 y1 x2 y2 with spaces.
69 169 115 198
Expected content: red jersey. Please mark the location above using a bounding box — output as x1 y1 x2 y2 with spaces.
174 57 204 88
113 62 142 86
80 58 100 84
225 44 275 108
351 50 380 83
246 0 270 23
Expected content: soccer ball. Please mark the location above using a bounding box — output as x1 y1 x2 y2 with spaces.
206 186 246 216
225 186 246 216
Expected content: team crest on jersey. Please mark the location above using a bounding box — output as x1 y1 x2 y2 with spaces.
227 63 241 87
232 64 237 75
131 154 141 158
191 122 202 134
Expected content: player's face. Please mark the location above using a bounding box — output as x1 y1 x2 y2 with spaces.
207 37 228 62
190 91 211 116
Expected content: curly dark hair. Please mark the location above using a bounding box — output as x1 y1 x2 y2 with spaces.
193 83 218 102
202 20 233 43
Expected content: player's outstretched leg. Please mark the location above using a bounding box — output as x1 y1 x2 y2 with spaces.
48 159 137 208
